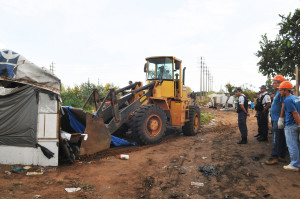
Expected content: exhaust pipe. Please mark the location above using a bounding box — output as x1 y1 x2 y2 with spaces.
183 67 186 85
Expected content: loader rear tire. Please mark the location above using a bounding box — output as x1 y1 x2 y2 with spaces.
131 104 167 145
182 106 200 136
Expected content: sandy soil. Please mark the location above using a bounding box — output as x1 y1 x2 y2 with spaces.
1 108 300 199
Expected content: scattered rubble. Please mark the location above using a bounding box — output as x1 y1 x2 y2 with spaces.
65 187 81 193
198 165 220 177
26 172 44 176
5 171 11 175
190 182 204 187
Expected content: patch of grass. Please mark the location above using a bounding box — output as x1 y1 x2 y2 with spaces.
57 179 64 184
68 179 81 187
198 96 211 105
81 184 95 190
9 182 23 191
200 111 214 125
67 179 95 191
13 182 23 187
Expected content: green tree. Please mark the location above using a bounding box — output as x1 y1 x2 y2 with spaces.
225 83 236 95
61 81 119 112
225 83 256 101
243 89 257 101
265 78 274 94
60 84 82 107
256 9 300 79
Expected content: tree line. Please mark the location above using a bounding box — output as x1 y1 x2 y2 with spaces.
61 81 119 111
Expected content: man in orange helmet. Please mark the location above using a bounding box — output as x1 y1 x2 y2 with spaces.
279 81 300 171
265 75 287 165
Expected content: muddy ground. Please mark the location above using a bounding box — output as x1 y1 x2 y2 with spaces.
1 108 300 199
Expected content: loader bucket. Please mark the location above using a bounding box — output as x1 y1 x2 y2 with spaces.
79 113 111 155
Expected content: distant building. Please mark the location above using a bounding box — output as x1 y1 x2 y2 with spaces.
208 93 236 108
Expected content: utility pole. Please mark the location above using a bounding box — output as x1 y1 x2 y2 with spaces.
49 62 55 73
200 57 202 98
203 63 206 96
211 76 213 92
208 71 210 92
206 68 209 95
208 75 211 92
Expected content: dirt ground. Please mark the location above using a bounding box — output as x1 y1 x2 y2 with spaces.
1 108 300 199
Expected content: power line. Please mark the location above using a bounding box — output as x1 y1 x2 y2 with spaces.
198 57 214 96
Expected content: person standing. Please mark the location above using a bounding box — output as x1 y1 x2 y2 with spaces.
278 81 300 171
256 85 271 141
254 92 262 140
251 101 255 113
269 91 276 135
265 75 287 165
235 88 250 144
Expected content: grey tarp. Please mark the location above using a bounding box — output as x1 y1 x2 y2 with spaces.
0 49 61 94
0 86 38 147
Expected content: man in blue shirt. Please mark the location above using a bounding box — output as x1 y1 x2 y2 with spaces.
279 81 300 171
265 75 287 165
251 101 255 113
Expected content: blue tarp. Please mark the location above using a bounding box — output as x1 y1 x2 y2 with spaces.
64 106 136 147
65 106 86 134
111 135 136 147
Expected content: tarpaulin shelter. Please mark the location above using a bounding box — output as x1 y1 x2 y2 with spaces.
0 49 60 166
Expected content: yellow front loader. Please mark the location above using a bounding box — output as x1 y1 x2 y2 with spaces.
60 56 200 159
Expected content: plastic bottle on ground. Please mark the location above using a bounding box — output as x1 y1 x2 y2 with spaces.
119 154 129 160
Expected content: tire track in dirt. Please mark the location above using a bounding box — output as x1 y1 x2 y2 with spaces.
203 126 270 199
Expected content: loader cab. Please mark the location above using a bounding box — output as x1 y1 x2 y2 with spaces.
145 56 183 98
145 57 174 81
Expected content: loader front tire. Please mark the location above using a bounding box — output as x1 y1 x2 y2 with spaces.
131 104 167 145
182 106 200 136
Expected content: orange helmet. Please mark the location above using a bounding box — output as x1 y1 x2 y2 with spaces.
273 75 285 82
278 81 293 89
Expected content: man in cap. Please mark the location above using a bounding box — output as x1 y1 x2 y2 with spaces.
265 75 287 165
254 91 261 118
235 88 249 144
256 85 271 141
278 81 300 171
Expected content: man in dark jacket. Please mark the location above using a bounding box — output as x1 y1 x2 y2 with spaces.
257 85 271 141
235 88 250 144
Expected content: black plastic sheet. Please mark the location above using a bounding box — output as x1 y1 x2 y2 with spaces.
0 86 38 147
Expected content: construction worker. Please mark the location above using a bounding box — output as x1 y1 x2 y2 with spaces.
256 85 271 141
269 91 275 135
235 88 249 144
278 81 300 171
265 75 287 165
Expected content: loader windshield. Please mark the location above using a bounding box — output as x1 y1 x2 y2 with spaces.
147 57 173 80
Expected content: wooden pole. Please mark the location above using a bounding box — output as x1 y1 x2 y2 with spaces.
200 57 202 98
296 66 299 96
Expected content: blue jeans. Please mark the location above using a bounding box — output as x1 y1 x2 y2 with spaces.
271 120 286 157
238 112 248 138
284 124 300 168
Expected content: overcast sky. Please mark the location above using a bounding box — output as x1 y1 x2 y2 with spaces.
0 0 299 92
